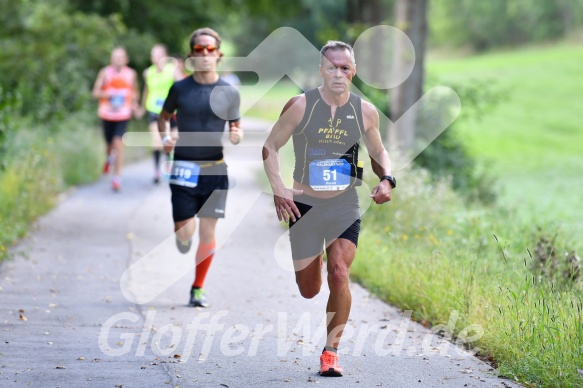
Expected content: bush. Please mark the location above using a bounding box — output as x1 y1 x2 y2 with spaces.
0 124 61 258
430 0 583 51
0 87 21 169
414 78 504 204
0 112 103 261
354 75 501 204
0 0 157 123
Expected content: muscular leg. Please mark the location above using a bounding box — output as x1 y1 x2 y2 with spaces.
294 253 324 299
198 218 217 245
324 238 356 349
149 121 164 151
105 142 113 159
150 120 166 180
103 121 113 161
175 217 196 241
112 136 124 177
174 217 218 245
192 217 218 289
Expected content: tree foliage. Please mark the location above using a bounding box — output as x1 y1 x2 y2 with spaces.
67 0 306 57
430 0 583 51
0 0 141 121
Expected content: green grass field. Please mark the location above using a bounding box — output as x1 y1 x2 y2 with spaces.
352 43 583 387
426 43 583 237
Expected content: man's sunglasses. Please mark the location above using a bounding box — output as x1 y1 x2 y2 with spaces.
192 44 219 53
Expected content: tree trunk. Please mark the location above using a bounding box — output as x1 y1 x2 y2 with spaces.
555 0 574 36
389 0 428 153
347 0 388 87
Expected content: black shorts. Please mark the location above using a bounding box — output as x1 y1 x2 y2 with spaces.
170 162 229 222
147 111 177 128
102 120 128 144
288 188 361 260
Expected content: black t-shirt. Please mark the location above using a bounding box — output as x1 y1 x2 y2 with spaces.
163 76 240 161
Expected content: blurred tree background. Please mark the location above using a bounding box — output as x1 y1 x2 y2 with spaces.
2 0 582 177
1 0 582 243
1 0 583 235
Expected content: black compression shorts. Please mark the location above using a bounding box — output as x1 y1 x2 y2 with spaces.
102 120 128 144
147 111 177 128
288 188 361 260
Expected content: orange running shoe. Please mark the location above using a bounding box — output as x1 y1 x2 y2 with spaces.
319 350 343 377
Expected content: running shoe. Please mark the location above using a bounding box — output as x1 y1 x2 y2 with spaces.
319 350 343 377
112 177 121 192
176 237 192 254
103 154 115 174
189 287 209 307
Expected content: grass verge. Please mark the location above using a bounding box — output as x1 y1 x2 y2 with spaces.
352 43 583 386
0 112 147 261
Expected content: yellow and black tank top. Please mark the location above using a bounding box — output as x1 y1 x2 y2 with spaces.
292 88 364 191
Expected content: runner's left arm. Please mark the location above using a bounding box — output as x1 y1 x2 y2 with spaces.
228 87 242 145
361 101 392 204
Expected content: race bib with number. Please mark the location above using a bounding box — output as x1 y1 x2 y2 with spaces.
309 159 351 191
168 161 200 188
154 98 165 108
109 94 125 109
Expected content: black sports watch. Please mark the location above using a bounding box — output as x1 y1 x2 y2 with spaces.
380 175 396 188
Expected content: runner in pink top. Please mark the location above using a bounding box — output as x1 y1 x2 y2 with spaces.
92 47 140 191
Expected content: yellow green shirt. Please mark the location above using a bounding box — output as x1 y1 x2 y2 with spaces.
145 64 175 114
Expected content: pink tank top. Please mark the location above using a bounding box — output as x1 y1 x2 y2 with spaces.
98 66 134 121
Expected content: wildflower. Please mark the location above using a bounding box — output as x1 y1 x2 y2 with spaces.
428 234 440 245
401 234 408 241
447 229 453 236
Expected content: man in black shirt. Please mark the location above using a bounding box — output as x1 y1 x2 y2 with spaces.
158 27 242 308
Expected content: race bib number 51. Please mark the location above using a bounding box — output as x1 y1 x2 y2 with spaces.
309 159 351 191
169 161 200 188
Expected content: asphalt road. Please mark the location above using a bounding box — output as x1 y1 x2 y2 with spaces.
0 120 520 387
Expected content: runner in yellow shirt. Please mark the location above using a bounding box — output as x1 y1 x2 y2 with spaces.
139 44 183 183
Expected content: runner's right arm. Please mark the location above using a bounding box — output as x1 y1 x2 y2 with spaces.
138 68 149 118
158 83 179 153
91 69 107 100
262 95 305 222
157 109 175 154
